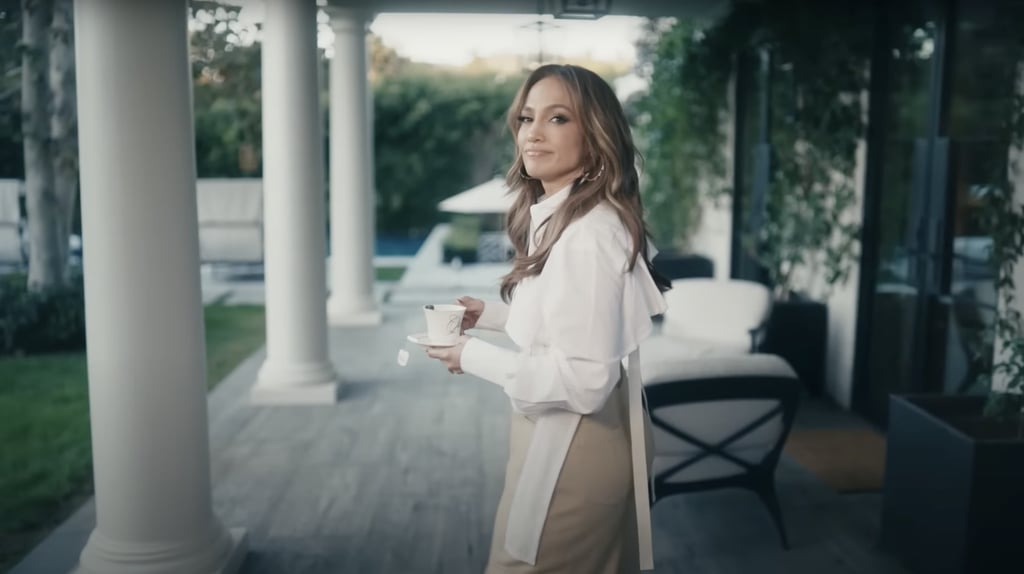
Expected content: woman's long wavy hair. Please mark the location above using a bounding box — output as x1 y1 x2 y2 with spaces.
499 64 671 303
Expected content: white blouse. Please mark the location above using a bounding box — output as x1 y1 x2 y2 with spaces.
460 184 667 570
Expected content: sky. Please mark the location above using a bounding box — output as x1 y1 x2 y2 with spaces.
228 6 652 79
229 5 650 67
364 13 648 67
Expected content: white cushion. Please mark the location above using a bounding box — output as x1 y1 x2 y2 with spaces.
661 278 773 347
196 178 263 263
644 353 797 386
643 354 797 485
640 335 750 384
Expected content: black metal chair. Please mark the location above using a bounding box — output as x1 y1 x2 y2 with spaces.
645 354 802 549
651 250 715 280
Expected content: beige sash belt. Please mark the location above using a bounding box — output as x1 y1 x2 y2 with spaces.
503 349 654 571
627 348 654 570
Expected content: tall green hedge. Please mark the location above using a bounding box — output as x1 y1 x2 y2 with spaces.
0 272 86 356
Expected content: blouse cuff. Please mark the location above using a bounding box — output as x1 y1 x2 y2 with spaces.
475 300 510 331
461 337 515 388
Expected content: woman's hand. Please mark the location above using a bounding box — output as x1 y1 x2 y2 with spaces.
457 296 485 333
426 335 470 375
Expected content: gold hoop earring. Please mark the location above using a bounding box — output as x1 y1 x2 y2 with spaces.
581 163 605 182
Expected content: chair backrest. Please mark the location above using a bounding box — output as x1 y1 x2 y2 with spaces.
196 178 263 264
0 179 24 264
652 250 715 280
661 278 773 348
644 354 800 486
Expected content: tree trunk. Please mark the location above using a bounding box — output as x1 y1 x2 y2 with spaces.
49 0 76 272
22 0 62 290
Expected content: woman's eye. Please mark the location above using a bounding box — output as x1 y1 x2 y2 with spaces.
550 115 569 124
517 115 533 124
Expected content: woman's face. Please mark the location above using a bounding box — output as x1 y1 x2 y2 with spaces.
517 77 585 195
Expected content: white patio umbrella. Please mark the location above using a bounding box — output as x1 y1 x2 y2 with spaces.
438 176 515 214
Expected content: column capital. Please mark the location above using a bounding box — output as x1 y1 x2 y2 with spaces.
325 6 374 34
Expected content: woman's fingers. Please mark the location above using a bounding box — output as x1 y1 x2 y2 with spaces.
425 344 463 375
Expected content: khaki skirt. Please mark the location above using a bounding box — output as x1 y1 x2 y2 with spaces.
485 374 654 574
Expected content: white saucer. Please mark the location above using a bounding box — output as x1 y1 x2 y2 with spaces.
407 333 457 348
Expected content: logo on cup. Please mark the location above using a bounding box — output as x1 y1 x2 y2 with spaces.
446 314 460 334
423 304 466 345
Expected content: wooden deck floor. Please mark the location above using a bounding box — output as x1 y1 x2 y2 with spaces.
208 303 909 574
13 301 912 574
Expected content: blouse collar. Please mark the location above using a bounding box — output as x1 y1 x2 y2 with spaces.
529 183 572 222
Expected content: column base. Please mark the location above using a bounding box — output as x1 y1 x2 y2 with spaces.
74 526 247 574
327 297 382 326
251 359 340 405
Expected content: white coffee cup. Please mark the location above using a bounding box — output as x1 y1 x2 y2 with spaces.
423 304 466 345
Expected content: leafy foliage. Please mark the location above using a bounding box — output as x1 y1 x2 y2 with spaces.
980 164 1024 417
190 2 263 177
632 19 732 250
443 214 482 251
373 71 519 235
186 5 520 236
943 15 1024 418
0 3 22 178
735 1 870 298
633 2 868 298
0 271 85 355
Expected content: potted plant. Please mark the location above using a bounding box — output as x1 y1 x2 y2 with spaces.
881 150 1024 573
632 19 733 257
733 10 868 397
634 4 872 397
751 98 863 397
636 4 868 395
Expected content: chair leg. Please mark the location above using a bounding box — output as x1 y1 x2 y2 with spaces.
754 480 790 550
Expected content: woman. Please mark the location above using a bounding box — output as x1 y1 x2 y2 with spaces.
425 64 670 573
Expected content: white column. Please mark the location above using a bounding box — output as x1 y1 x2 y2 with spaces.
72 1 246 572
327 8 382 326
252 0 341 404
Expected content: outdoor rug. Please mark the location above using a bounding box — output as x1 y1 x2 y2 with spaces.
783 426 887 493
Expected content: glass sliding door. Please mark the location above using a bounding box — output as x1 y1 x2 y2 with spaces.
731 47 772 284
860 0 944 422
932 0 1024 396
856 0 1024 423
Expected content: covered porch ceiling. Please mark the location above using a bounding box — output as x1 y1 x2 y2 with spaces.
327 0 731 20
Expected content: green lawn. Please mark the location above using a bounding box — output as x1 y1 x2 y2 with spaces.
375 265 406 282
0 304 266 572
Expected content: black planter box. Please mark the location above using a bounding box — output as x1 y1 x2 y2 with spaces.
761 298 827 396
881 394 1024 574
